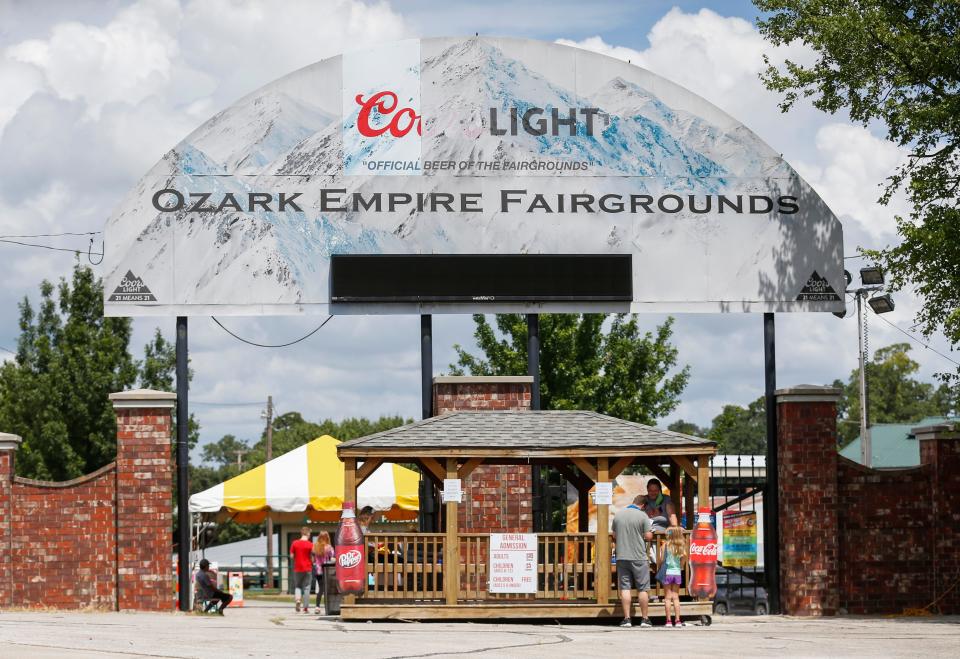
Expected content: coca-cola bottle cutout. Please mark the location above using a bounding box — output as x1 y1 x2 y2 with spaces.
335 502 366 594
688 507 718 599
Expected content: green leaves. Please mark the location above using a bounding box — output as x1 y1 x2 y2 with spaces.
0 263 139 480
756 1 960 383
450 314 689 425
834 342 955 446
0 263 200 480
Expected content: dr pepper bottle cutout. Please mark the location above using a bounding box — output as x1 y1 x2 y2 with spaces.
335 502 365 594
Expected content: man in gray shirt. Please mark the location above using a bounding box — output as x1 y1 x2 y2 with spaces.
611 495 654 627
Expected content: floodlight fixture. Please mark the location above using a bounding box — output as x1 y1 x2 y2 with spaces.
868 293 895 314
860 265 884 286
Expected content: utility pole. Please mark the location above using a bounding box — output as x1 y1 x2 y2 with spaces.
856 293 872 467
264 395 274 589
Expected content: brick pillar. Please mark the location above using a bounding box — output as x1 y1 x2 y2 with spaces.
776 385 841 616
432 376 533 533
0 433 21 608
110 389 175 612
916 423 960 614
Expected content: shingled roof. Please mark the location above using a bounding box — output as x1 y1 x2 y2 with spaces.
337 410 715 458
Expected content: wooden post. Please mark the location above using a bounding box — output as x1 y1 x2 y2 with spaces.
343 458 357 605
697 454 710 511
669 463 682 527
684 472 695 529
444 458 459 606
595 457 610 605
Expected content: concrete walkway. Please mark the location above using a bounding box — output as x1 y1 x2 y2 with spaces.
1 601 957 658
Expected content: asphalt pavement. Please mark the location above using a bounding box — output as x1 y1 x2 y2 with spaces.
1 599 957 658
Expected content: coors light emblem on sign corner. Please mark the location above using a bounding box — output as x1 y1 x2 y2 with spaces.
795 270 841 302
109 271 157 302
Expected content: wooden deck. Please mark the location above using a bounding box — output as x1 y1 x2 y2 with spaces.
341 600 713 621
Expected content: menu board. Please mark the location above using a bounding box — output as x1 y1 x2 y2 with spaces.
489 533 537 594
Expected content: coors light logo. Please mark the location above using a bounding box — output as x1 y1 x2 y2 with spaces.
108 270 157 302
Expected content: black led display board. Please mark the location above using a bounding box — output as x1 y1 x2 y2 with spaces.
330 254 632 303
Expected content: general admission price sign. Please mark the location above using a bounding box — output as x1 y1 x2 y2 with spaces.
103 37 845 317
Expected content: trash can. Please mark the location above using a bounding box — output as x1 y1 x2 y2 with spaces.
322 564 341 615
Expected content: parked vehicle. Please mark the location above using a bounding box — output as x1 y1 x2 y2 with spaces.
713 566 768 615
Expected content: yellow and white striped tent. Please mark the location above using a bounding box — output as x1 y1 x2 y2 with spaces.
188 435 419 522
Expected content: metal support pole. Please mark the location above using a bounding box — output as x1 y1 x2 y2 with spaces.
419 315 436 532
527 313 541 411
762 312 781 615
175 316 190 612
527 314 541 530
857 293 872 467
265 395 274 589
421 315 433 420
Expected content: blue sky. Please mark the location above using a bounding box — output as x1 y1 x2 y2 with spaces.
0 0 953 460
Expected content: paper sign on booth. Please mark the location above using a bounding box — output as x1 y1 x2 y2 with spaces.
489 533 537 594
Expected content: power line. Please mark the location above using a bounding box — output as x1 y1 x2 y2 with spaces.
0 231 101 238
0 345 15 355
874 314 960 369
0 238 103 256
192 400 265 406
211 315 334 348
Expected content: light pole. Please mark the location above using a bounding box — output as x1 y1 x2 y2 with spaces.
842 266 895 467
261 396 274 589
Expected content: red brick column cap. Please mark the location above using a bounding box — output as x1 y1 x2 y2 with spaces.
775 385 842 404
0 432 22 451
912 423 959 442
109 389 176 410
433 375 533 384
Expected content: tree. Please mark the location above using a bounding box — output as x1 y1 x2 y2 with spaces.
707 397 767 455
668 419 708 437
755 1 960 383
451 314 689 425
833 342 955 446
0 264 139 480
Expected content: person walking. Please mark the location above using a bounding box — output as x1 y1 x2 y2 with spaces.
290 526 315 613
658 525 688 627
195 559 233 615
611 495 654 628
312 531 335 611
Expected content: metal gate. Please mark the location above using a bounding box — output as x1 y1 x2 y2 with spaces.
710 455 768 615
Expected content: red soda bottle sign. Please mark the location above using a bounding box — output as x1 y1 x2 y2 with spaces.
335 503 366 595
689 508 718 599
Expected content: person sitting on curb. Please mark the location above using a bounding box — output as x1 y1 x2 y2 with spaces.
612 495 654 628
196 559 232 615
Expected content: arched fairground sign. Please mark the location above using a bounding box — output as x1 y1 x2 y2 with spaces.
103 37 845 317
104 37 844 614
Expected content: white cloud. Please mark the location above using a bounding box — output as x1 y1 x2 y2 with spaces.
792 124 909 242
557 8 820 163
7 0 182 118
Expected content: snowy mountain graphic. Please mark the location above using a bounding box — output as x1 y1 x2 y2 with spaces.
104 37 822 311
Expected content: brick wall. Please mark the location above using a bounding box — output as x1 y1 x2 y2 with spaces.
114 394 175 612
837 459 933 614
776 386 841 616
0 390 174 611
433 376 533 533
917 424 960 614
777 387 960 616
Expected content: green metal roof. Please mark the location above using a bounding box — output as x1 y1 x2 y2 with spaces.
840 417 959 468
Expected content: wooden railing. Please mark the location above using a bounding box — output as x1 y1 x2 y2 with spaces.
364 532 445 601
361 531 695 603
